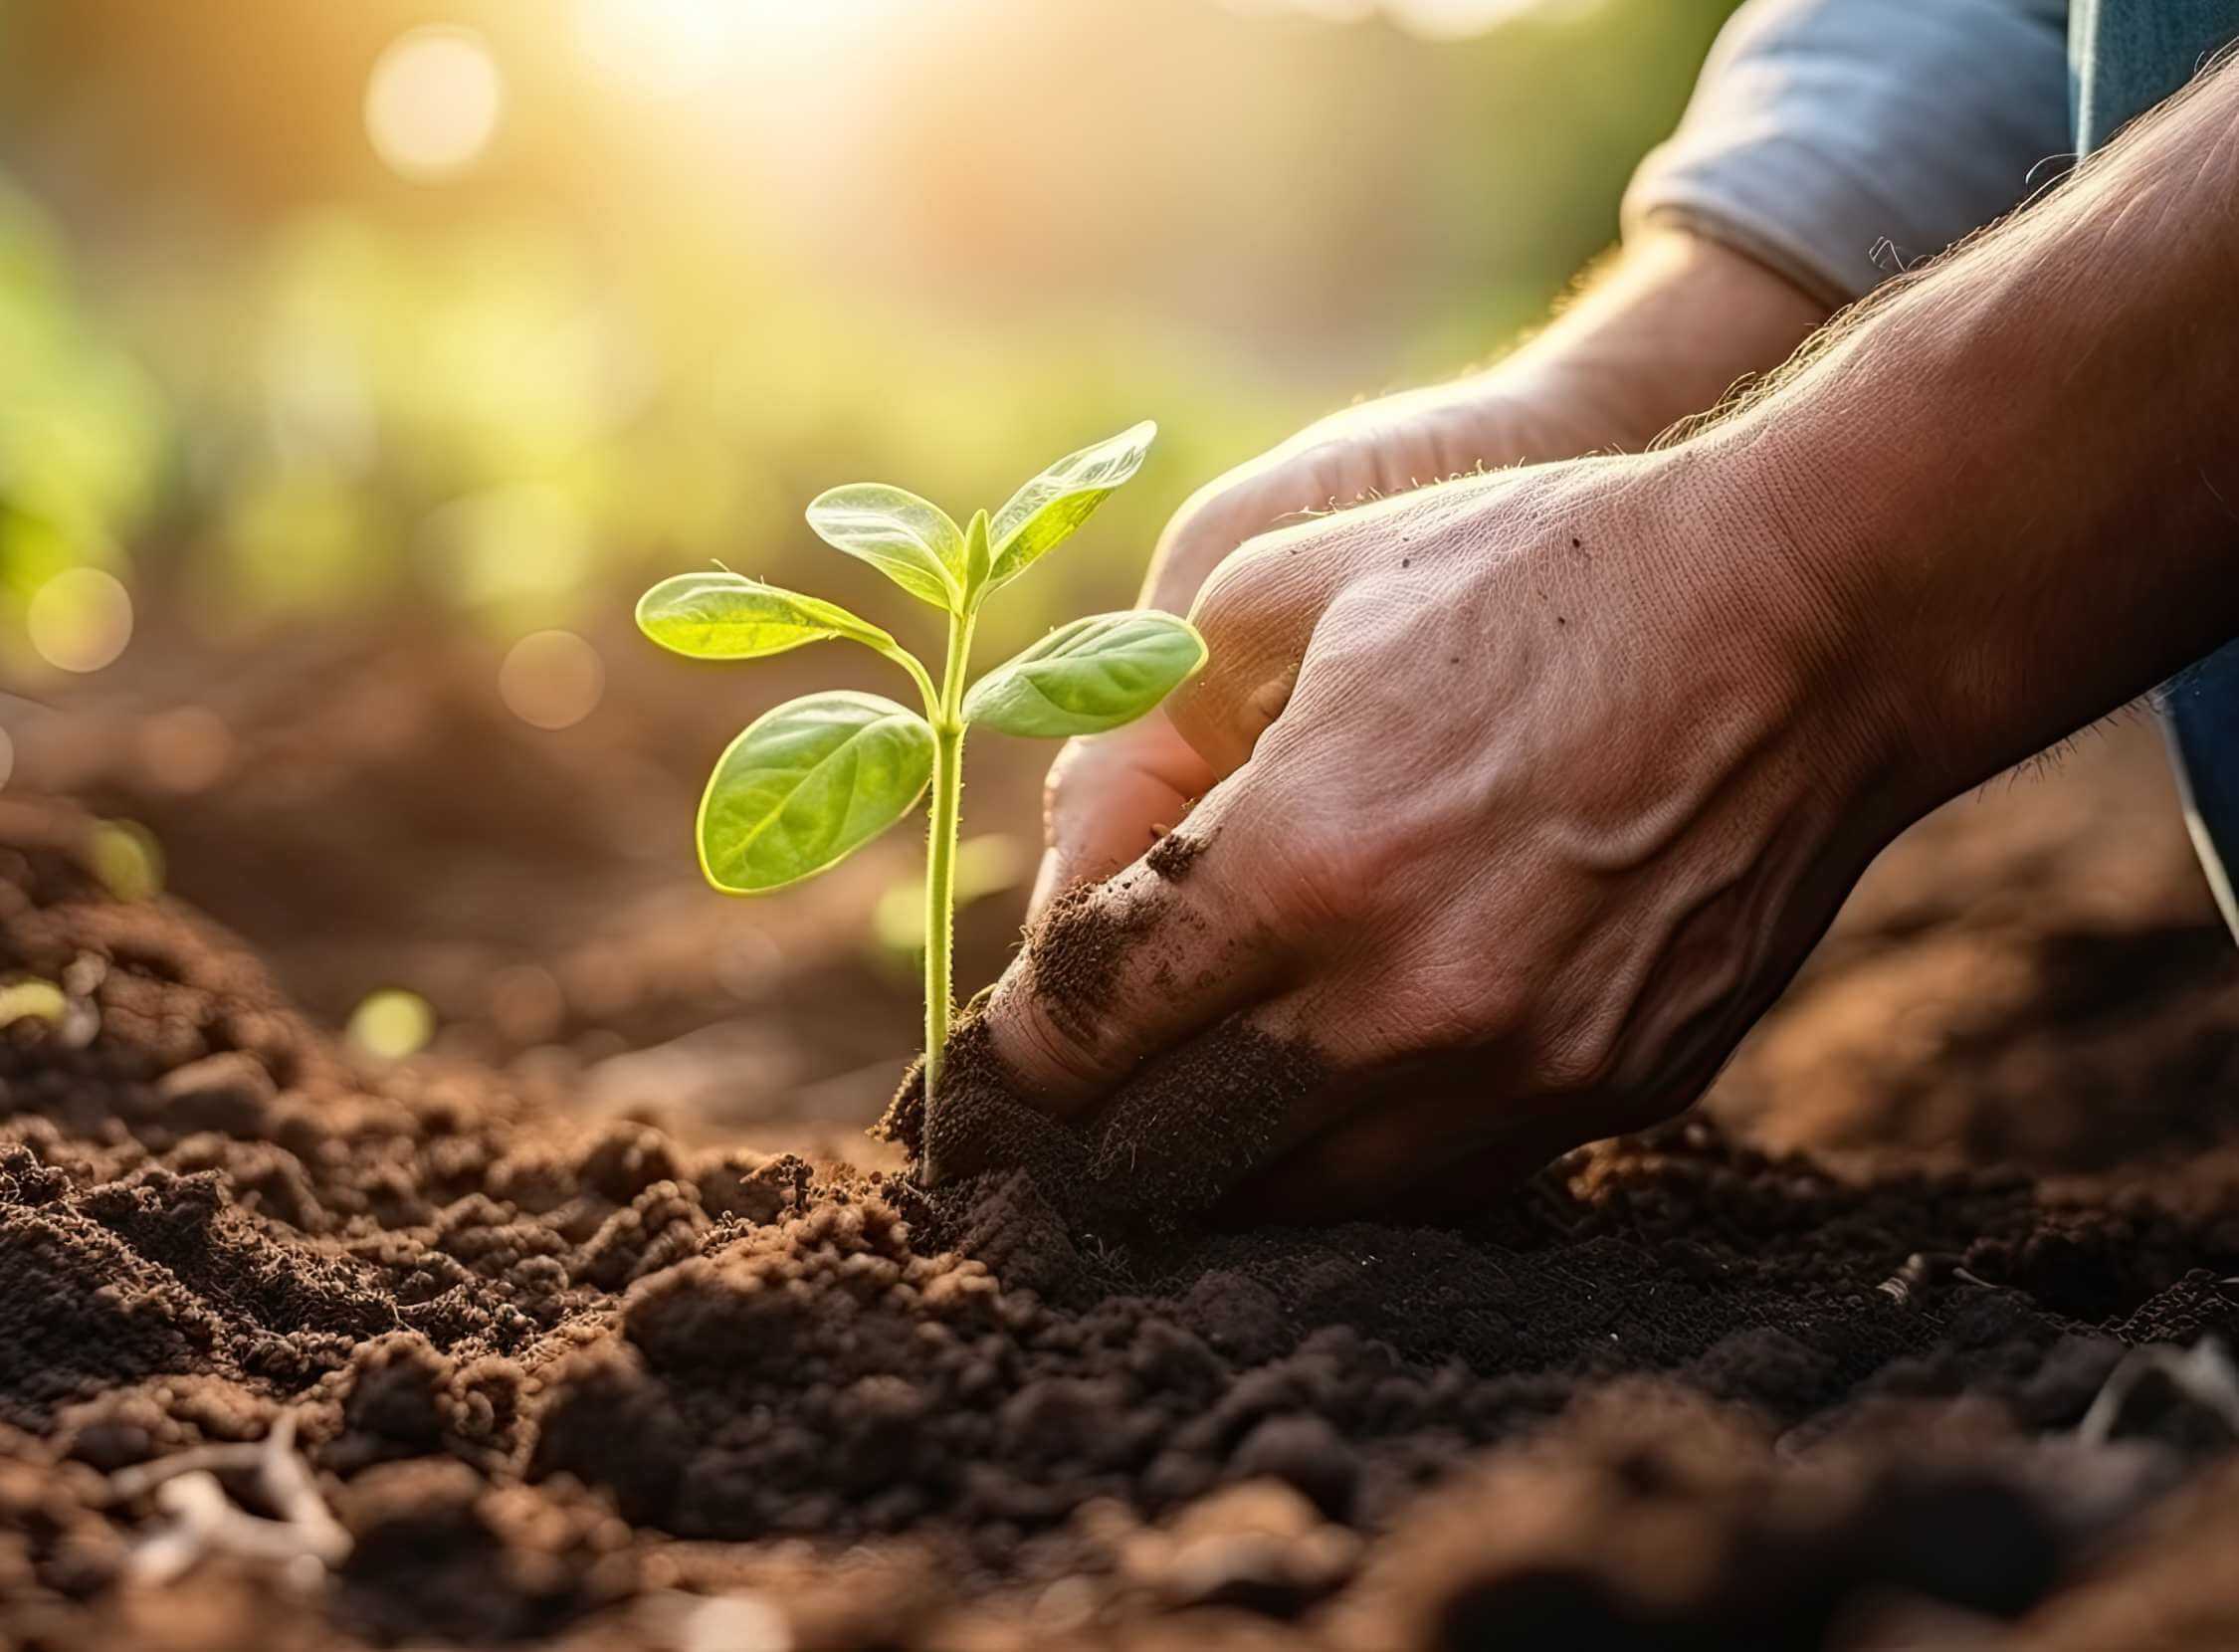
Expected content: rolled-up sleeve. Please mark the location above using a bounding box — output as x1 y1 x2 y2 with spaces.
1622 0 2073 307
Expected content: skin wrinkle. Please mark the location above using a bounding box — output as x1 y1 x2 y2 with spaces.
1546 775 1804 1105
1031 234 1826 929
1617 785 1867 1102
964 66 2239 1222
1547 685 1786 878
1200 447 1863 1172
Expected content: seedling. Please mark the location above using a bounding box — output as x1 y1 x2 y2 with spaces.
637 422 1203 1097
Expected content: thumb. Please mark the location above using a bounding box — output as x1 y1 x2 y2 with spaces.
1027 715 1217 925
1168 516 1361 777
981 778 1291 1123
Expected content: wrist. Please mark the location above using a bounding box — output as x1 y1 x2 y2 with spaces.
1666 68 2239 825
1641 434 1916 838
1489 227 1832 452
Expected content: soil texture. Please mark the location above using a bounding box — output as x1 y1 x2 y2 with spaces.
5 769 2239 1649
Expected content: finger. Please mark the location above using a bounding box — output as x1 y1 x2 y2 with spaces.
1075 987 1480 1229
1027 716 1217 926
978 775 1299 1122
1169 515 1370 777
1067 1000 1333 1231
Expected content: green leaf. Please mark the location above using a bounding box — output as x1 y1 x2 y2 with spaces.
805 484 963 610
962 610 1207 738
637 571 896 659
698 691 935 894
961 508 992 600
987 420 1155 590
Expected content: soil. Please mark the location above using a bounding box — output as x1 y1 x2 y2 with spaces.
1145 829 1207 884
8 633 2239 1648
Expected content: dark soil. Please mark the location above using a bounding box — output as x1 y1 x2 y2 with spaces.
1145 829 1207 883
6 773 2239 1652
10 637 2239 1648
888 1012 1326 1235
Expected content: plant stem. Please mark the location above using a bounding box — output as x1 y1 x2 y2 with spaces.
922 607 975 1099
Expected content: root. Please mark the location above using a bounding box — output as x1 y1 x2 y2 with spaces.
115 1409 350 1585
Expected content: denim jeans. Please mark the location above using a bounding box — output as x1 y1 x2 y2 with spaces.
2073 0 2239 935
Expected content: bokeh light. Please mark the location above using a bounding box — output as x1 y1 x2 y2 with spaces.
88 819 164 903
348 988 437 1060
26 568 133 673
364 26 505 181
499 629 605 729
0 979 67 1027
488 963 566 1043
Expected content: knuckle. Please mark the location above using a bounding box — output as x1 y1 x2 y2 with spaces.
1453 972 1530 1044
1161 463 1273 558
1535 1015 1625 1098
1189 536 1292 646
990 982 1115 1101
1251 822 1379 935
1281 437 1368 515
1167 673 1285 778
1398 966 1528 1057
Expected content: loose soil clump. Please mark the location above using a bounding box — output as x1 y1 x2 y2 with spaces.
5 795 2239 1649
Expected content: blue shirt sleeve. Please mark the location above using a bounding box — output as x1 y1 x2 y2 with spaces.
1622 0 2073 306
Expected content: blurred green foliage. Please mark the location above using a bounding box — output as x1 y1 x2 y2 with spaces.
0 0 1742 667
0 187 167 668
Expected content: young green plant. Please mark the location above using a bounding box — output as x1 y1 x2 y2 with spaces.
636 422 1204 1098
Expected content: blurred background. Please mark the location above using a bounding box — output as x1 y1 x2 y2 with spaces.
0 0 1773 1134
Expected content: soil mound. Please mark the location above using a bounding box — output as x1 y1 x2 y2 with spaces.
4 798 2239 1648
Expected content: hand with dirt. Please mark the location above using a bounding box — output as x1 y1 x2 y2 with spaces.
976 66 2239 1222
980 449 1903 1222
1029 228 1829 916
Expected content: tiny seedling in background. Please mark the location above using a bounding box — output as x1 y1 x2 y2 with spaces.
637 422 1203 1098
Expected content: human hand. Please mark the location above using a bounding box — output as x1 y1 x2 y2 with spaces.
976 446 1906 1222
1029 229 1827 919
1027 379 1619 916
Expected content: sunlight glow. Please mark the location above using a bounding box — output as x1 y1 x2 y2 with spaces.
573 0 896 96
1389 0 1612 36
364 27 506 181
1222 0 1611 34
574 0 754 96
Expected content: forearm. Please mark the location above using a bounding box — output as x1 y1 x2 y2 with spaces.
1476 227 1831 452
1700 61 2239 807
1140 228 1827 617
